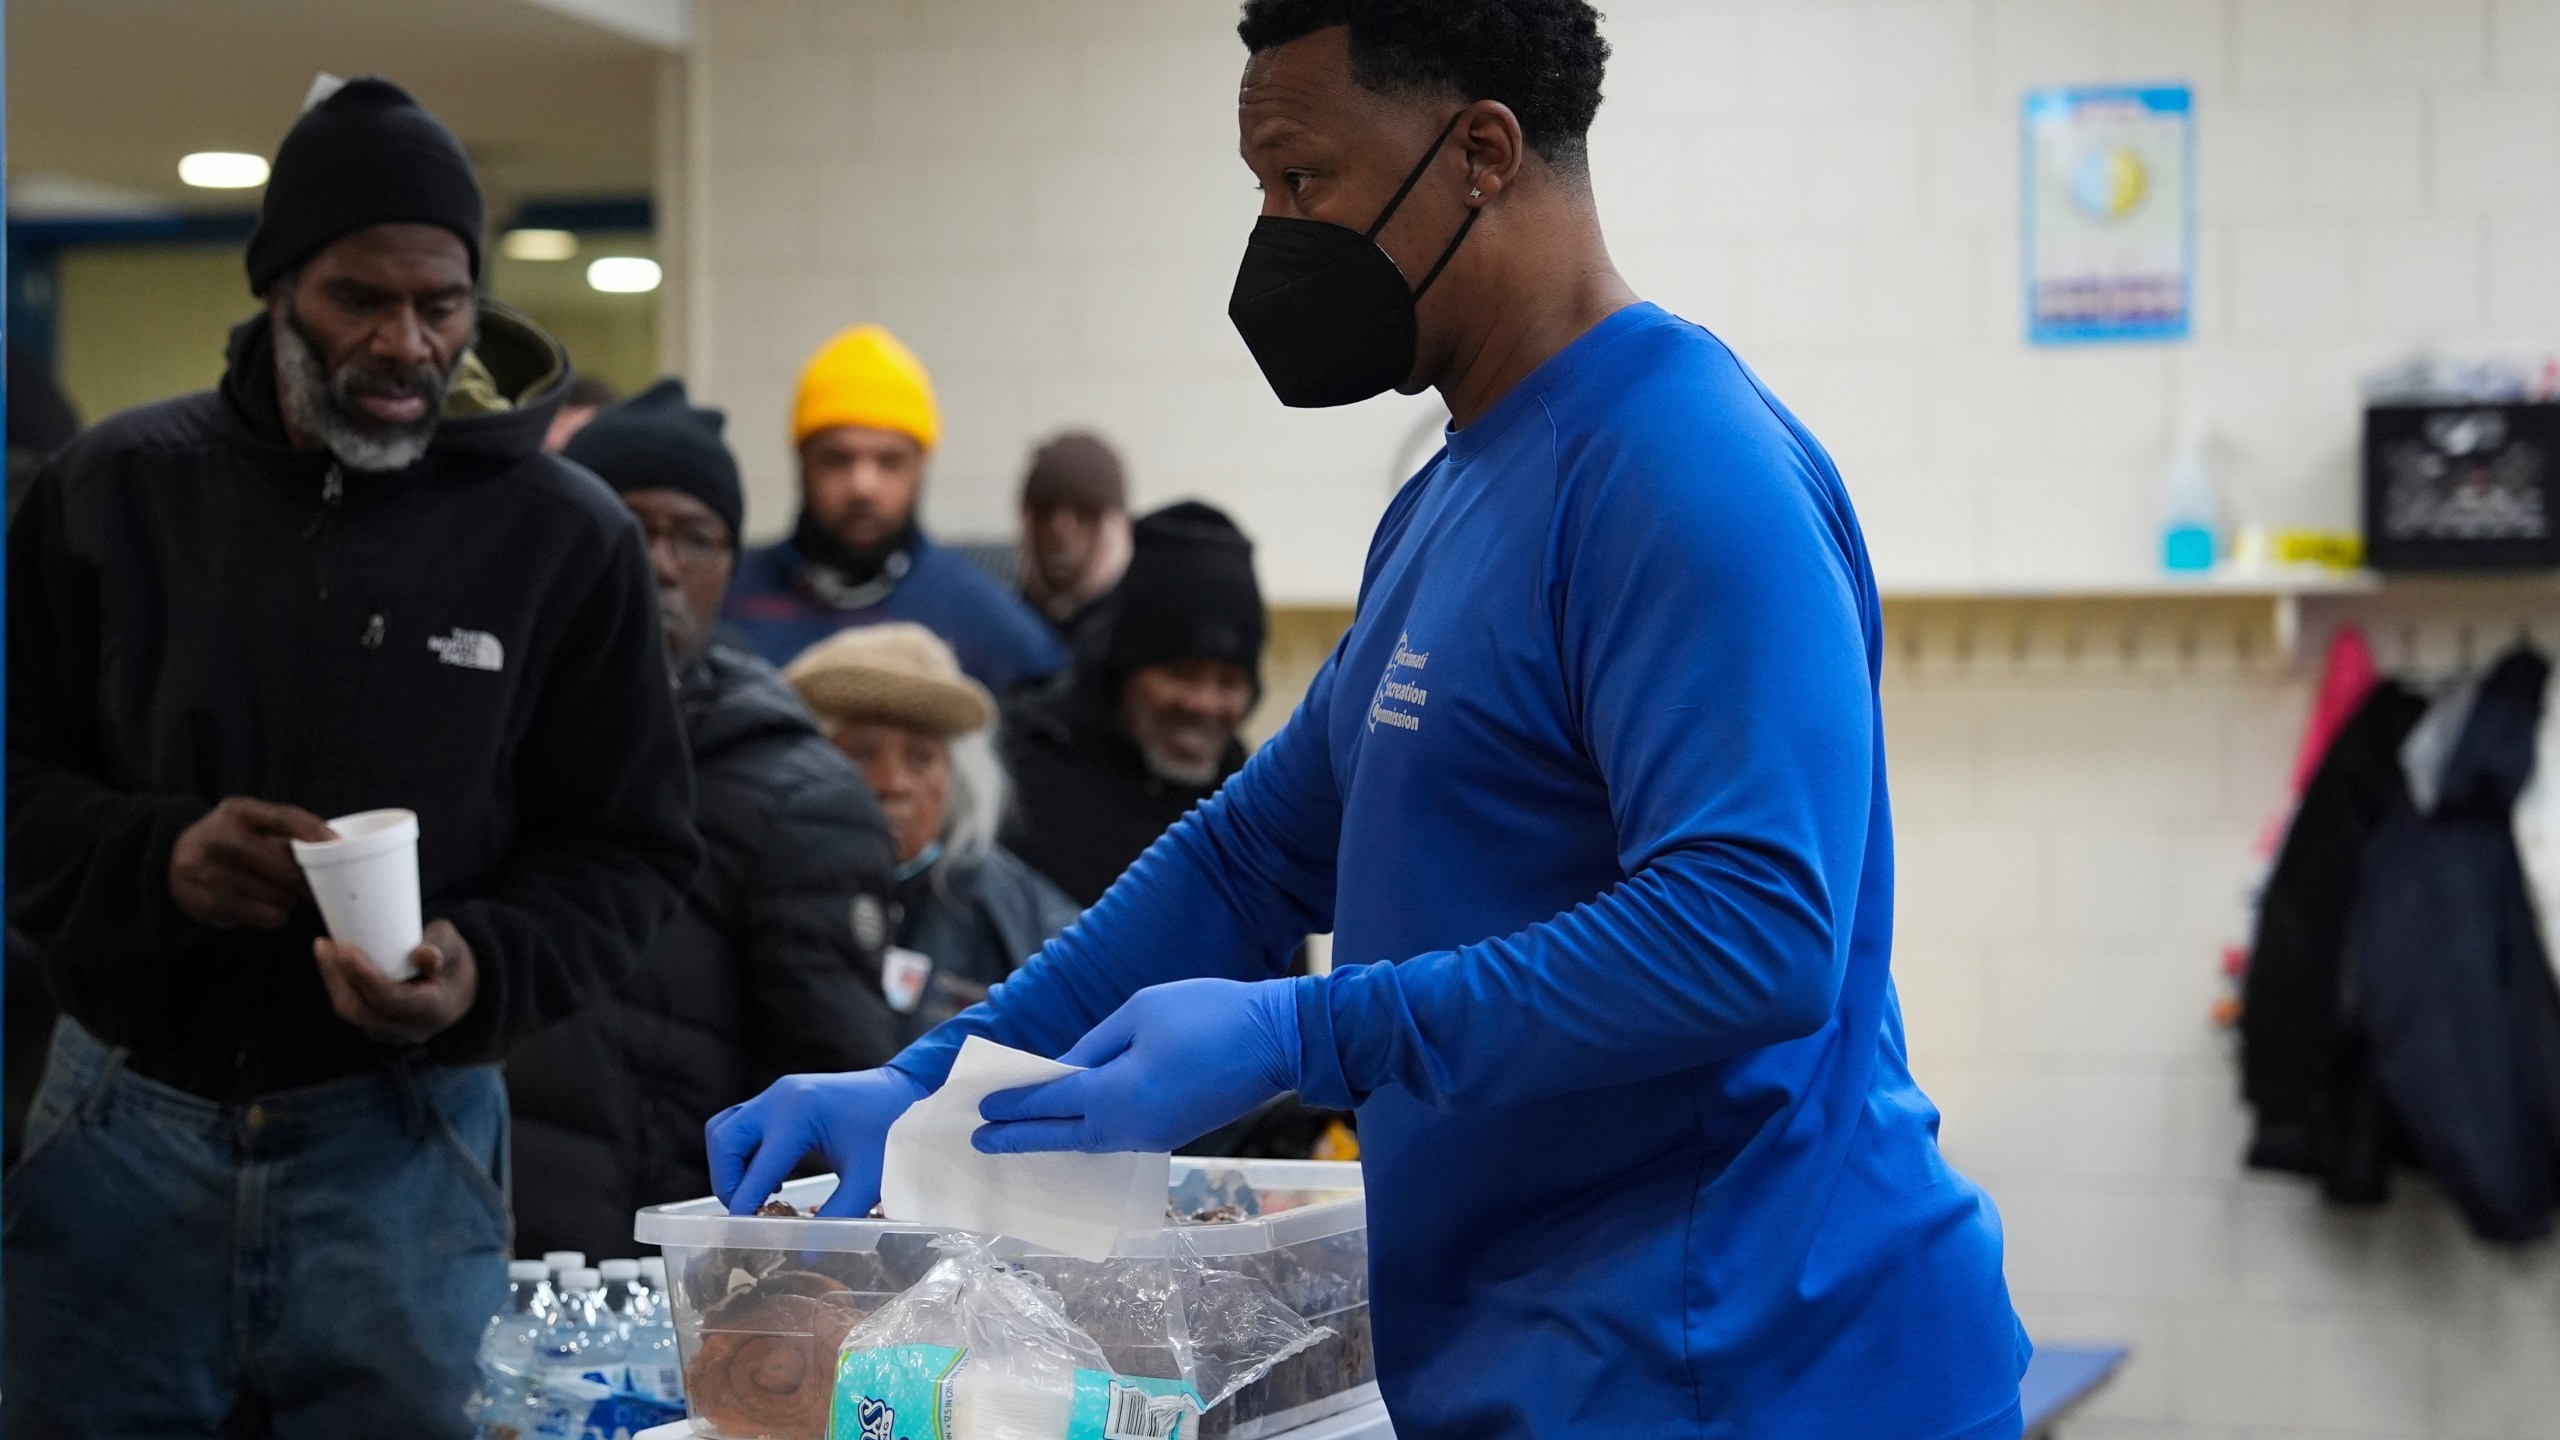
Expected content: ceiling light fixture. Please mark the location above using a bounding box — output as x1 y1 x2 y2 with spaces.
586 256 662 294
178 151 269 189
501 228 579 262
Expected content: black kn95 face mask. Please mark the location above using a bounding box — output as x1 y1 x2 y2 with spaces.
1228 113 1480 408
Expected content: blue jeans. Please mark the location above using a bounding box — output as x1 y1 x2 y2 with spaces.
4 1019 511 1438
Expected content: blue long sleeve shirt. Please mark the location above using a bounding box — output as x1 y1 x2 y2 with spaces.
896 304 2028 1439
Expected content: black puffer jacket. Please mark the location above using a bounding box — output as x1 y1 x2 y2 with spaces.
506 641 902 1258
6 306 699 1099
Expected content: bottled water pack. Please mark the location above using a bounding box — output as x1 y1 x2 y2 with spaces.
474 1256 683 1440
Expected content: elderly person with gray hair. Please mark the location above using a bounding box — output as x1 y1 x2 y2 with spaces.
786 624 1080 1041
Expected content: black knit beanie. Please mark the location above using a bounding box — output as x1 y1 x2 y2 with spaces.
563 378 746 545
1105 501 1265 687
244 76 484 296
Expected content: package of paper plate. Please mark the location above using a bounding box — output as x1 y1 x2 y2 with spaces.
826 1236 1325 1440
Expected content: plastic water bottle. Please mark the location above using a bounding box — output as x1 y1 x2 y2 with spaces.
471 1260 554 1438
535 1251 584 1325
537 1267 628 1393
471 1378 547 1440
487 1260 555 1370
597 1259 642 1336
622 1275 686 1403
636 1256 667 1302
525 1375 612 1440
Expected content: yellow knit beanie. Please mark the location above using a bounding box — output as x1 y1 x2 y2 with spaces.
792 324 940 451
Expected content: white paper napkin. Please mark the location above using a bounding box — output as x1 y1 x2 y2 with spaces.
880 1036 1166 1261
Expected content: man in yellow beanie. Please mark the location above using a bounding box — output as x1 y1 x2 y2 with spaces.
723 324 1066 693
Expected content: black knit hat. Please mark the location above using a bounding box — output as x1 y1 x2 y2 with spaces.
244 76 484 296
563 378 745 545
1105 501 1265 687
1021 431 1128 513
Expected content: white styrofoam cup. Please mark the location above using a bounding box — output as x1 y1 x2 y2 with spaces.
291 808 423 981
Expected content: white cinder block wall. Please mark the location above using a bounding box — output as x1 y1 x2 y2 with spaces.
1890 650 2560 1440
682 2 2560 1435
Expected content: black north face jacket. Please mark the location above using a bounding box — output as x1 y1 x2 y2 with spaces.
6 305 701 1099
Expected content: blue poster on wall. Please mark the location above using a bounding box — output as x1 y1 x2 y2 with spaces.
2022 84 2194 345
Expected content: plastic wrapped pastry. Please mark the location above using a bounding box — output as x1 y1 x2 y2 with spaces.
688 1271 864 1439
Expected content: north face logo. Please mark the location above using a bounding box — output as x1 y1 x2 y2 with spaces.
427 628 505 672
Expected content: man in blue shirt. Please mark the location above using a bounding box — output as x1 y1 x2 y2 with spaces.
723 323 1065 693
709 3 2028 1436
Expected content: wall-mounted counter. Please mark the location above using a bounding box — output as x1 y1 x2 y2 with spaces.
1249 574 2560 731
1880 572 2560 674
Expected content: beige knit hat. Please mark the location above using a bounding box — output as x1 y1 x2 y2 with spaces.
782 623 995 738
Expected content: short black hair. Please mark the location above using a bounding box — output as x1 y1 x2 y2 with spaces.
1238 0 1609 171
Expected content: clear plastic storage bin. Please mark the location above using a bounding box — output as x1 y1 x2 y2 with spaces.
633 1158 1374 1440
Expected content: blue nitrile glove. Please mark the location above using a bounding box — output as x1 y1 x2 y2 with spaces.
705 1067 929 1218
973 977 1302 1154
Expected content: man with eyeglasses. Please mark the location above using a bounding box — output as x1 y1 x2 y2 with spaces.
504 378 905 1262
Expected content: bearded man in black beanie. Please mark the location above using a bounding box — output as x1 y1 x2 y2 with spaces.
5 77 698 1437
999 501 1266 907
505 379 903 1261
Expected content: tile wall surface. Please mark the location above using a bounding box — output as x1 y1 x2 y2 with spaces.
686 0 2560 603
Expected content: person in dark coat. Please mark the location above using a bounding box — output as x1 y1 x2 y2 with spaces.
786 624 1080 1043
3 340 79 1166
1017 430 1133 661
505 379 903 1260
1000 501 1266 906
8 337 80 516
4 78 699 1437
543 372 619 454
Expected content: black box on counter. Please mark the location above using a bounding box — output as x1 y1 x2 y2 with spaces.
2363 401 2560 571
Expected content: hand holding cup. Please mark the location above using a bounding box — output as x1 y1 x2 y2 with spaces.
169 797 335 929
315 919 479 1046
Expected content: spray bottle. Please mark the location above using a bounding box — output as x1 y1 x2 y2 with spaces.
2161 409 2218 573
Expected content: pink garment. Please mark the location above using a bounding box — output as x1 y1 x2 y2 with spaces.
2257 626 2380 857
2294 626 2381 794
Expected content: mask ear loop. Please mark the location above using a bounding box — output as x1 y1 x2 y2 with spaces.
1408 207 1481 302
1360 110 1485 302
1361 110 1471 244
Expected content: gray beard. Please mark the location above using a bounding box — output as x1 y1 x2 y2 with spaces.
1138 736 1225 788
273 312 453 472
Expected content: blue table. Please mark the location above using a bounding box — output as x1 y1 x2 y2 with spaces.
1254 1348 2131 1439
2020 1343 2131 1437
640 1346 2130 1440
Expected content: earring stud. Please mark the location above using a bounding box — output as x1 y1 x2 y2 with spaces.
1469 187 1483 199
